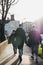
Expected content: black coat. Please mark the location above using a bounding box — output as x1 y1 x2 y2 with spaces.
8 28 27 49
14 28 26 49
29 29 40 47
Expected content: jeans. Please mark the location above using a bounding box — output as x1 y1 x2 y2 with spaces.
19 48 23 57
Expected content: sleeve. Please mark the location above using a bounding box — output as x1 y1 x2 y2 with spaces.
8 33 13 44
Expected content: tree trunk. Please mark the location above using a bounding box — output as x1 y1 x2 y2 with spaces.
0 20 6 42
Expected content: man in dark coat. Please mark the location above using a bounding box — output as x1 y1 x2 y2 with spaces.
8 25 27 63
14 25 27 63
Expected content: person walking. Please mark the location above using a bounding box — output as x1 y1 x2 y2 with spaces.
8 30 17 54
8 24 27 63
14 24 27 63
29 25 40 63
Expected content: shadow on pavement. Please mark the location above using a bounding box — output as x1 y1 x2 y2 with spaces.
37 61 43 65
11 57 21 65
30 60 43 65
0 54 14 65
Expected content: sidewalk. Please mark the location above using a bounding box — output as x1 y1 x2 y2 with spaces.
1 43 43 65
20 55 31 65
0 44 14 64
5 54 31 65
5 54 19 65
4 44 32 65
0 43 31 65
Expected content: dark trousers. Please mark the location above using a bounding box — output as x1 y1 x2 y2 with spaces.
13 46 17 54
31 45 35 56
35 44 38 60
31 43 38 60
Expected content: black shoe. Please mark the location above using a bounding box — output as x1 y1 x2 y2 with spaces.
31 56 34 60
18 56 22 65
19 55 22 63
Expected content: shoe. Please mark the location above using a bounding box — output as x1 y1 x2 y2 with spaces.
31 56 34 60
18 56 22 65
19 55 22 63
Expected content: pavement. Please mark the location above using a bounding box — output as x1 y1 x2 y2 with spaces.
0 44 43 65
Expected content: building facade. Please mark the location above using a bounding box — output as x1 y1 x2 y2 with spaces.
5 15 20 38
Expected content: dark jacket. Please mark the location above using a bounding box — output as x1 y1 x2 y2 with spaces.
29 29 40 47
8 28 26 49
14 28 26 49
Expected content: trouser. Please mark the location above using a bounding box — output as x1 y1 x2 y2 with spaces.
31 44 38 60
18 48 23 57
31 45 35 56
13 46 17 54
35 44 38 60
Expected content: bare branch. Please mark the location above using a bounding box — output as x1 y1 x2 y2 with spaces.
0 0 19 20
9 0 15 3
0 0 1 5
8 0 15 7
12 0 19 5
2 0 4 19
8 0 19 6
9 0 14 4
11 0 15 4
4 0 9 19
